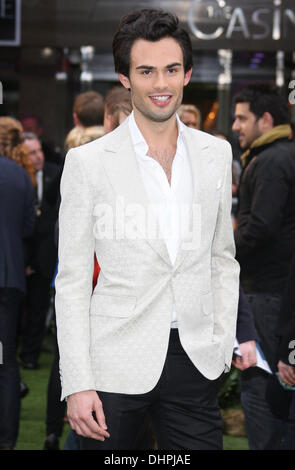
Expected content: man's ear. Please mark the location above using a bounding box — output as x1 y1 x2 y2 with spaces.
261 111 274 130
118 73 131 90
73 112 81 127
184 68 193 87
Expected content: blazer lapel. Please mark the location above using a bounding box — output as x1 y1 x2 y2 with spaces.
173 128 215 272
100 120 172 267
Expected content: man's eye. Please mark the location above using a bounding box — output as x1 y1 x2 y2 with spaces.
142 70 152 76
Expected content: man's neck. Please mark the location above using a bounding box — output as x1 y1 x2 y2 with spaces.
133 109 178 150
133 110 179 185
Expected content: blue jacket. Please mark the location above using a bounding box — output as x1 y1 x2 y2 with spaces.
0 155 35 292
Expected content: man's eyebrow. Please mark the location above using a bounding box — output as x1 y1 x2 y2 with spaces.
136 65 154 70
135 63 182 70
166 62 182 68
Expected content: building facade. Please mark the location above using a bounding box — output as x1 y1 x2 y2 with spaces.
1 0 295 151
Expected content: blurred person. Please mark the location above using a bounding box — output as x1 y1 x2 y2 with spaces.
45 93 107 209
265 253 295 450
0 117 36 186
232 83 295 450
276 253 295 388
19 133 60 370
231 160 241 199
65 125 105 153
178 103 201 129
73 91 104 128
21 114 62 166
103 85 132 133
44 124 105 451
55 8 239 451
0 118 35 450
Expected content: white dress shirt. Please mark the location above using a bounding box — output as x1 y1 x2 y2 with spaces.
128 111 193 328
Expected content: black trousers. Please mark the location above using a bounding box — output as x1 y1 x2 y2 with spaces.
45 333 66 437
20 272 51 365
80 329 223 450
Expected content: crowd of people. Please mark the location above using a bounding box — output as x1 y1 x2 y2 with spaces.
0 85 133 450
0 56 295 451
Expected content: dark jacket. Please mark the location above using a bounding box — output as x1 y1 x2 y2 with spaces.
25 162 60 279
276 253 295 365
235 137 295 294
236 285 259 344
0 155 35 292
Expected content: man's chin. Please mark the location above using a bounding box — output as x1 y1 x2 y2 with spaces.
152 115 174 123
147 108 177 123
134 102 179 123
238 139 247 150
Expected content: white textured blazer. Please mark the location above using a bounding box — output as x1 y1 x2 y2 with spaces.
55 118 240 400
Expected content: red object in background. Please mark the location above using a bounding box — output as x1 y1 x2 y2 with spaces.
93 254 100 290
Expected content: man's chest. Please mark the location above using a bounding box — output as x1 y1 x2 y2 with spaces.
147 148 175 185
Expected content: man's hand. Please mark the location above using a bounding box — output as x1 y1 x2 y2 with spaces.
232 340 257 370
67 390 110 441
277 360 295 387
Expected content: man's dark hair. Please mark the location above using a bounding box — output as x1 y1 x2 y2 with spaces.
112 8 193 77
233 83 290 126
73 91 104 127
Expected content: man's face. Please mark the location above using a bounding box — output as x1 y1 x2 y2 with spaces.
232 102 262 150
24 138 45 171
119 37 192 124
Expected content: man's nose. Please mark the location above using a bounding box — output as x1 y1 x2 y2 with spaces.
232 119 239 132
153 72 168 90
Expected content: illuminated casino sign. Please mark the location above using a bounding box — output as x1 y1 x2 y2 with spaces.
17 0 295 52
187 0 295 50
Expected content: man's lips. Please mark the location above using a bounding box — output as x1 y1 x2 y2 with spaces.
149 95 172 106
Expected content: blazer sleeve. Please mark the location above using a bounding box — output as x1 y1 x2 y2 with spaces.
211 141 240 371
55 148 96 400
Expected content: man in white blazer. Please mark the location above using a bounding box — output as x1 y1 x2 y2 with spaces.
55 8 240 450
